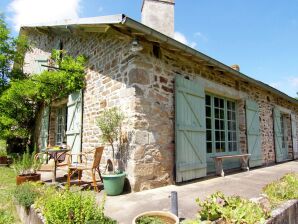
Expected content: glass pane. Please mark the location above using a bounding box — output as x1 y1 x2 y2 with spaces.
206 95 211 106
206 118 211 129
215 119 220 129
207 130 212 141
227 101 232 110
220 120 224 130
220 142 225 152
214 97 219 107
219 99 224 108
207 142 212 153
220 131 225 141
228 142 233 152
206 106 211 117
220 109 224 119
215 109 219 118
233 142 237 151
216 142 221 153
215 131 220 141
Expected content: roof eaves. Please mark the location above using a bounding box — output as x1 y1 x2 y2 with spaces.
21 14 125 29
122 16 298 105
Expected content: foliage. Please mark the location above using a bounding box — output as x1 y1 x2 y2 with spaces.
183 192 269 224
263 173 298 207
0 148 6 157
136 216 164 224
35 187 117 224
14 182 40 209
96 107 124 171
0 167 21 223
13 146 40 175
0 209 14 224
0 15 29 94
0 49 86 140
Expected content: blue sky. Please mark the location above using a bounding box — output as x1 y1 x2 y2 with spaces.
1 0 298 97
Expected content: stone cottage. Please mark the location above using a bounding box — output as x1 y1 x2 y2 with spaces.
20 0 298 191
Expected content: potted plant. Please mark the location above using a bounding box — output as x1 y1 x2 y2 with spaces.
133 211 179 224
96 107 126 196
13 147 41 185
0 148 8 165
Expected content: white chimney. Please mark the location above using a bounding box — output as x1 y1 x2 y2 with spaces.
141 0 175 37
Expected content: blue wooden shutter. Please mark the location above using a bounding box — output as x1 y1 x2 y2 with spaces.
34 58 48 74
273 108 284 162
291 114 298 159
175 76 207 183
66 90 82 154
246 100 262 167
39 106 49 151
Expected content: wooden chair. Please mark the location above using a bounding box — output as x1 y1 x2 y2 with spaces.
67 147 104 192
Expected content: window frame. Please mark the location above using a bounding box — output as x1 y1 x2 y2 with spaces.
205 93 240 156
55 106 67 145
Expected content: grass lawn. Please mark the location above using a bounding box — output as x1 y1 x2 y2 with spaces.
0 167 21 223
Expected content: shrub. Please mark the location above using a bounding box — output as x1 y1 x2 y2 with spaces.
263 173 298 207
14 182 40 209
13 146 40 175
183 192 269 224
0 209 14 224
136 216 164 224
35 187 116 224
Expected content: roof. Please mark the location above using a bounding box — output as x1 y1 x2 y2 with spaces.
21 14 298 105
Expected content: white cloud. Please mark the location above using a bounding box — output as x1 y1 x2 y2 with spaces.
174 31 197 49
8 0 81 32
194 32 208 42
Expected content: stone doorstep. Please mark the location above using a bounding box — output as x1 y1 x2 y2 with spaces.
15 199 298 224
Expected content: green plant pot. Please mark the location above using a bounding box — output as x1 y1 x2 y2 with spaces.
102 172 126 196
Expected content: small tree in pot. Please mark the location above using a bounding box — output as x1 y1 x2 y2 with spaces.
13 147 41 185
96 107 126 196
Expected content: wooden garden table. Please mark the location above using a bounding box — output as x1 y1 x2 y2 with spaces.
44 148 69 183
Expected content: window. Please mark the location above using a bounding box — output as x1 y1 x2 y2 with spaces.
56 106 67 145
34 59 48 74
206 94 238 154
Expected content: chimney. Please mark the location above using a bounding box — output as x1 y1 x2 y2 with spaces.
141 0 175 37
231 64 240 72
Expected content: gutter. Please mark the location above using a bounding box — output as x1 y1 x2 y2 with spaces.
122 16 298 105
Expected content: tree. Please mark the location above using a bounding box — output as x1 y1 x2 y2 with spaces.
0 16 86 150
0 15 28 94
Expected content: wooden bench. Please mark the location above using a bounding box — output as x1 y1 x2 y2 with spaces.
212 154 250 177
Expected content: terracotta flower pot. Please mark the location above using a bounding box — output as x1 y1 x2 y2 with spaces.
132 211 179 224
0 156 7 165
16 173 41 185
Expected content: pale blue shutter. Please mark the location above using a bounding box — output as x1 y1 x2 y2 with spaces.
39 106 49 151
34 57 48 74
66 90 82 154
274 108 284 162
291 114 298 159
246 100 262 167
175 76 207 183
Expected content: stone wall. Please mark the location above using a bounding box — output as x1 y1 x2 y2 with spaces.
23 29 138 186
127 41 298 190
23 27 298 192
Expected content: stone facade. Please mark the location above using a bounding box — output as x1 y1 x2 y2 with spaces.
23 26 298 192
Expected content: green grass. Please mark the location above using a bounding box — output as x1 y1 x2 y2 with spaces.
0 167 21 224
263 173 298 207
